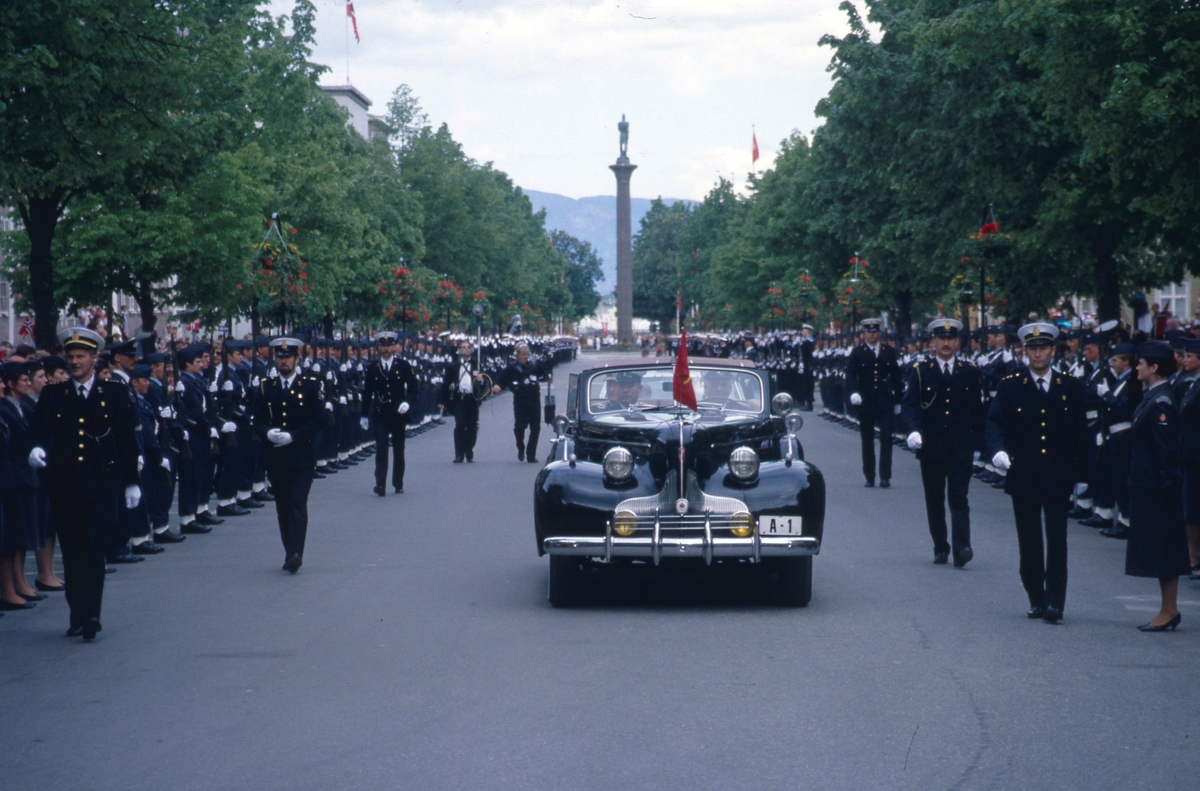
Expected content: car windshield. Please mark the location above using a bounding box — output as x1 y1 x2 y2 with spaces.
587 367 764 414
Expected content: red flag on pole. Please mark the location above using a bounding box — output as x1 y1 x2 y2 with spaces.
347 2 360 43
752 130 760 166
673 328 698 411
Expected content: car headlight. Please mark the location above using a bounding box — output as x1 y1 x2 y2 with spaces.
771 392 794 415
729 512 754 537
603 446 634 481
728 446 760 481
612 510 638 536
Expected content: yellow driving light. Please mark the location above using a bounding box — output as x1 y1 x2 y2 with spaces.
729 513 754 537
612 510 638 537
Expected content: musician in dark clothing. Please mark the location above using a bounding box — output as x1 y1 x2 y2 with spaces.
844 318 903 488
438 341 485 463
491 344 548 463
902 319 985 567
361 332 420 495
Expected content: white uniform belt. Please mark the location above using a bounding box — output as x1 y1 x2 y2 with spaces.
1108 421 1131 433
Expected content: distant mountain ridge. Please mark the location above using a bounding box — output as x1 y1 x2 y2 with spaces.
524 189 692 289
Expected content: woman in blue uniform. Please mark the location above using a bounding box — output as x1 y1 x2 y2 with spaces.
1126 342 1190 631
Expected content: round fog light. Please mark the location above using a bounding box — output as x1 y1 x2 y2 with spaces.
730 513 754 537
612 510 638 536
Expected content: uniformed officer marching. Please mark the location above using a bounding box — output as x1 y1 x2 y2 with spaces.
902 319 985 567
439 340 485 463
985 323 1089 623
491 343 548 463
361 331 419 496
28 329 142 640
252 337 324 573
844 318 902 488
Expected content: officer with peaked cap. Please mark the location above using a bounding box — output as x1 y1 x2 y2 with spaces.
1177 337 1200 580
361 332 419 495
901 318 984 567
252 337 324 573
28 328 141 640
985 322 1088 623
1100 342 1142 538
845 318 902 488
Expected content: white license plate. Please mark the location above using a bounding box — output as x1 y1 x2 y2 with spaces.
758 516 801 536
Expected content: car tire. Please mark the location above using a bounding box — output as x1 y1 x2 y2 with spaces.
777 556 812 607
548 555 580 608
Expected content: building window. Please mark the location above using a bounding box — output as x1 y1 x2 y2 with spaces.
1156 281 1190 318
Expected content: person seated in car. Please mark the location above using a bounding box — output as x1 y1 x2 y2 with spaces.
700 371 751 410
598 371 645 411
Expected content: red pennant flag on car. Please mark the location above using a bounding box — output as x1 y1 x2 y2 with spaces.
673 328 698 411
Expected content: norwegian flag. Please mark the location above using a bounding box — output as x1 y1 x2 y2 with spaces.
188 319 201 332
347 2 360 43
17 315 33 338
752 130 759 166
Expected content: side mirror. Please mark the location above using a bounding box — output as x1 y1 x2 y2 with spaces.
771 392 794 415
553 414 569 438
785 408 804 434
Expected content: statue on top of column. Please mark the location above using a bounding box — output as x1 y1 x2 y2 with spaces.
618 114 629 161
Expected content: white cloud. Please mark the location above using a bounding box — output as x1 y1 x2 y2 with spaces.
275 0 854 200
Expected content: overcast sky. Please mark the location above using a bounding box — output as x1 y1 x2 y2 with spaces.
273 0 856 201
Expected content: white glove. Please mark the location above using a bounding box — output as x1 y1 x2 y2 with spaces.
124 484 142 509
208 380 218 393
137 455 145 472
398 401 410 415
339 396 347 405
894 404 902 415
1073 483 1088 497
159 406 176 419
360 417 370 431
906 432 922 450
251 376 261 387
850 393 862 406
1096 433 1104 447
160 457 171 472
221 421 237 433
210 428 219 439
326 371 334 381
182 430 189 441
266 429 293 447
1095 380 1109 396
341 363 350 372
992 451 1011 471
325 401 334 411
973 450 981 461
222 380 234 392
28 446 48 469
175 381 186 393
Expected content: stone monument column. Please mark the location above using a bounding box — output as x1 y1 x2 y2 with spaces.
610 115 636 344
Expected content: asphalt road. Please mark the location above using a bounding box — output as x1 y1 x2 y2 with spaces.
3 352 1198 790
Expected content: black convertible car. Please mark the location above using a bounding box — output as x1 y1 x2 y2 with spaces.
535 359 825 607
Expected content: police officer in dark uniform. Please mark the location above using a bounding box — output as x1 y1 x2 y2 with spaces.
844 318 902 488
1101 343 1142 538
491 343 548 463
902 318 985 567
439 340 485 463
28 328 141 640
1177 337 1200 580
252 337 324 573
985 323 1088 623
361 331 419 496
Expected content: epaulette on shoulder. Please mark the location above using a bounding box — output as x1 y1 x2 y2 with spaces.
1156 395 1172 405
1002 373 1020 381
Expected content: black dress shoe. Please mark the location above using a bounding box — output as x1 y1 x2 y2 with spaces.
953 547 974 568
312 470 327 479
933 552 949 565
394 487 403 494
35 580 65 592
66 625 84 637
105 566 116 574
517 450 525 462
1027 606 1046 619
466 453 474 463
1190 567 1200 581
1100 526 1129 539
1138 613 1181 632
108 553 145 564
131 542 165 555
237 498 265 509
323 465 339 474
283 554 303 574
453 456 465 463
252 490 275 502
155 529 187 543
335 462 351 470
527 456 539 464
374 485 386 497
1079 515 1112 528
0 599 36 610
1067 506 1092 520
81 618 101 640
180 521 213 535
1042 606 1063 623
18 591 48 601
217 504 251 517
196 511 225 526
879 479 890 489
864 480 875 488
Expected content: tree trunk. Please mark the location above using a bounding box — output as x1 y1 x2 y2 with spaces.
1092 228 1120 322
18 192 66 351
894 290 912 341
135 278 157 344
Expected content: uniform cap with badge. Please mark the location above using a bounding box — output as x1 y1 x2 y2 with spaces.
1017 322 1059 347
270 337 305 357
58 327 105 353
928 318 963 337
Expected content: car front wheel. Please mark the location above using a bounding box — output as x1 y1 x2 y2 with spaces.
777 556 812 607
548 555 580 608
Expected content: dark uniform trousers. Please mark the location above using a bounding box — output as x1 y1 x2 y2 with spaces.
859 409 894 483
373 414 408 489
1011 494 1069 609
921 456 973 557
178 432 205 517
513 394 540 457
55 496 117 627
452 397 480 459
271 466 313 559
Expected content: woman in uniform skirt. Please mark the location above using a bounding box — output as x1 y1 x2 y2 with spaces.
1126 342 1190 631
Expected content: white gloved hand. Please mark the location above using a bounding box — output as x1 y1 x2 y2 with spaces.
222 380 234 392
326 371 334 380
341 363 350 372
906 432 922 450
182 430 189 441
1095 380 1109 396
221 421 237 433
360 417 370 431
210 428 219 439
850 393 863 406
973 450 981 461
894 404 902 415
1096 433 1104 447
992 451 1011 471
137 455 145 472
252 376 261 387
28 446 48 469
339 396 347 405
266 429 293 447
175 381 186 393
208 380 218 393
1073 482 1088 497
160 458 171 472
124 484 142 510
398 401 410 415
325 401 334 411
159 406 176 419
